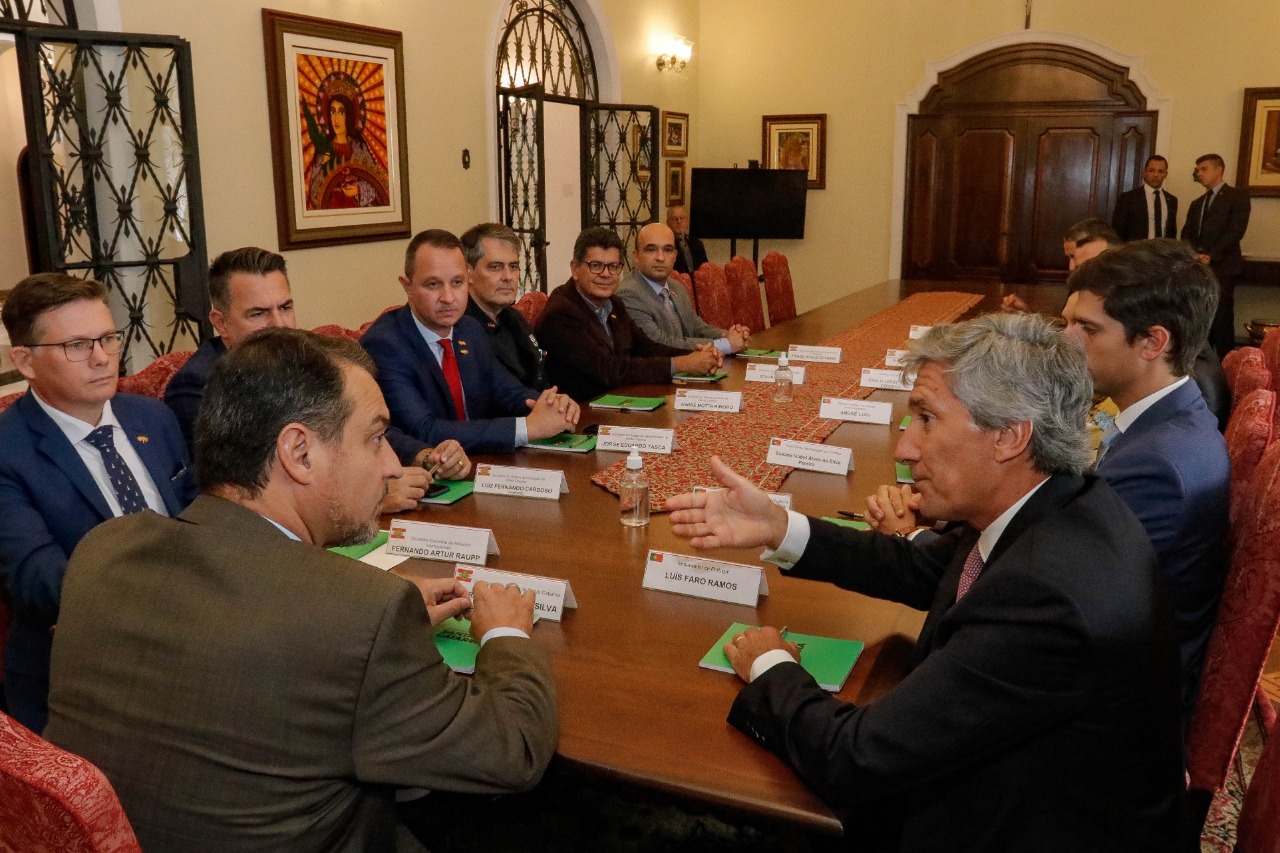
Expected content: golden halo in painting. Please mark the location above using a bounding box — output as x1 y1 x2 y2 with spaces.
295 56 391 211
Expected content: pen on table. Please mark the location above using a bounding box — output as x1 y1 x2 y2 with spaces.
423 459 443 479
837 509 864 519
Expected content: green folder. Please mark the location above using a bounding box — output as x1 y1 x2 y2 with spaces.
740 348 784 358
527 431 598 452
588 394 667 411
700 622 864 692
895 462 915 484
419 479 475 505
328 530 389 559
673 370 729 382
433 617 479 674
819 516 871 530
899 414 912 430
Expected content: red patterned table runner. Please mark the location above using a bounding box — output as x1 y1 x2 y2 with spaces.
590 291 983 510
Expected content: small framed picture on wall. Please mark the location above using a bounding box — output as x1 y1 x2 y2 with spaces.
666 160 686 206
1237 87 1280 197
661 111 689 157
762 113 827 189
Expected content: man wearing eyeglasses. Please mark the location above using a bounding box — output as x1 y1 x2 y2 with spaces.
539 227 722 402
0 272 196 733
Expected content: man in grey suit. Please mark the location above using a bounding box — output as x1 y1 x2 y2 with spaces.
46 328 558 852
617 222 751 353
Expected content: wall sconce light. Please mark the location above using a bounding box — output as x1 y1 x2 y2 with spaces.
656 36 692 74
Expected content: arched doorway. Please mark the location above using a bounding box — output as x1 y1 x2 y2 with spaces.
900 40 1159 284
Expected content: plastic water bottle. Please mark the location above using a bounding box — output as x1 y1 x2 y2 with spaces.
773 354 794 403
620 447 650 527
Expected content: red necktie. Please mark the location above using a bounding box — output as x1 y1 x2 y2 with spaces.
956 542 985 599
439 339 467 420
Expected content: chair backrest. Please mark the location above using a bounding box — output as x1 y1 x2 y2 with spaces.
1224 388 1275 526
1262 328 1280 388
1186 439 1280 794
670 271 695 304
1234 354 1273 403
0 711 141 853
514 291 549 329
692 262 734 330
310 324 362 341
1234 707 1280 852
115 350 195 400
1222 346 1260 391
724 256 766 333
761 251 797 327
357 304 400 337
0 391 22 414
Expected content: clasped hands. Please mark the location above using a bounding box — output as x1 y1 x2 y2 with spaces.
381 440 472 513
412 578 536 639
524 385 581 440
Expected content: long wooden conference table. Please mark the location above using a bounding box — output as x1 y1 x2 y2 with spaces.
391 281 1000 835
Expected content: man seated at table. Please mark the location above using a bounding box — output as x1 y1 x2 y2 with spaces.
667 313 1186 850
667 205 708 276
46 328 558 851
361 229 579 454
538 227 722 402
165 246 468 511
869 240 1230 717
0 273 197 733
460 223 547 390
617 222 751 353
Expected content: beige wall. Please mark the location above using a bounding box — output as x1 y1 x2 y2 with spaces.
0 45 29 290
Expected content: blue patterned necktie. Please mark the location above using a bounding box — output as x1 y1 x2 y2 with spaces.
85 425 147 515
1094 423 1121 468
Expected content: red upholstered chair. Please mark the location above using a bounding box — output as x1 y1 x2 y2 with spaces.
761 251 797 327
1235 712 1280 852
1234 356 1273 403
514 291 548 329
1224 389 1275 525
670 271 694 304
0 711 141 852
0 391 22 413
1185 440 1280 819
692 262 734 331
357 304 400 337
1223 346 1260 391
310 324 362 341
115 350 194 400
1263 329 1280 388
724 256 766 333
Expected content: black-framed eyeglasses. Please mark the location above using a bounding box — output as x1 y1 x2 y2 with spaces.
584 260 624 275
26 331 125 362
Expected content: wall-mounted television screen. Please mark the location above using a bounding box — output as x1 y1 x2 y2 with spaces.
689 168 807 239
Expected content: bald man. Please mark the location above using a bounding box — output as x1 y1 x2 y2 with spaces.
666 206 708 275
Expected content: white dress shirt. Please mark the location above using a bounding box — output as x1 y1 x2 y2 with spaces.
1114 376 1189 434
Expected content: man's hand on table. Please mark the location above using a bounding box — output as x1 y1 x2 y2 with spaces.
381 466 433 514
1001 294 1028 314
525 386 580 440
865 484 922 534
381 441 471 513
414 577 472 624
725 325 751 352
667 455 789 550
674 346 722 376
724 626 800 683
469 580 535 639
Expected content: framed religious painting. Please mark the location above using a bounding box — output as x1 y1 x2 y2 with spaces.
661 111 689 157
630 122 652 184
1237 87 1280 197
666 160 686 207
262 10 412 249
762 114 827 189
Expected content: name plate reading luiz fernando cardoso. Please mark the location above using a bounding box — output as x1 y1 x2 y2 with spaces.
766 437 853 475
454 564 577 622
642 550 769 607
473 464 569 500
387 519 499 565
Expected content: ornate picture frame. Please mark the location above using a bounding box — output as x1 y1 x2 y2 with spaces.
762 113 827 190
661 111 689 157
1237 87 1280 197
666 160 686 207
262 9 412 249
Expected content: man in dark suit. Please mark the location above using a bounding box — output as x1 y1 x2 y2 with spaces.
666 313 1185 851
1181 153 1252 355
538 227 722 402
1112 154 1178 241
667 205 708 275
165 247 469 511
361 229 579 453
460 223 547 390
0 273 197 732
46 329 557 851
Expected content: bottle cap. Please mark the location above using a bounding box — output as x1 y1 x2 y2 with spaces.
777 354 789 367
626 447 643 469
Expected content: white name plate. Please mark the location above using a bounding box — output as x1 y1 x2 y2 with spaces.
766 437 853 475
860 368 915 391
642 550 769 607
674 389 743 413
908 325 932 340
692 485 792 510
596 425 676 454
787 344 842 363
473 464 568 500
885 349 910 368
387 519 499 565
820 397 893 425
454 564 577 622
744 363 807 384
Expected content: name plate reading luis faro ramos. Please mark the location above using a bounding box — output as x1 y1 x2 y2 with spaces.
642 550 768 607
387 519 499 565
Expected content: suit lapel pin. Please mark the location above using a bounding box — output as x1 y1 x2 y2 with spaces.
136 435 149 443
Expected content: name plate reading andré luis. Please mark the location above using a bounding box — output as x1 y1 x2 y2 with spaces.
860 368 915 392
454 564 577 622
908 325 932 340
885 349 910 368
473 464 568 500
595 425 676 454
642 550 769 607
744 363 807 385
674 389 743 413
787 344 842 364
819 397 893 425
766 438 853 475
387 519 499 565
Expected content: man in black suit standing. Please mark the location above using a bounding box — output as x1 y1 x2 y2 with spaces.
666 205 708 276
1112 155 1178 241
1182 153 1252 356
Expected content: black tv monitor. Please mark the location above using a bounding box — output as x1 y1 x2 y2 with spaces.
689 168 807 239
